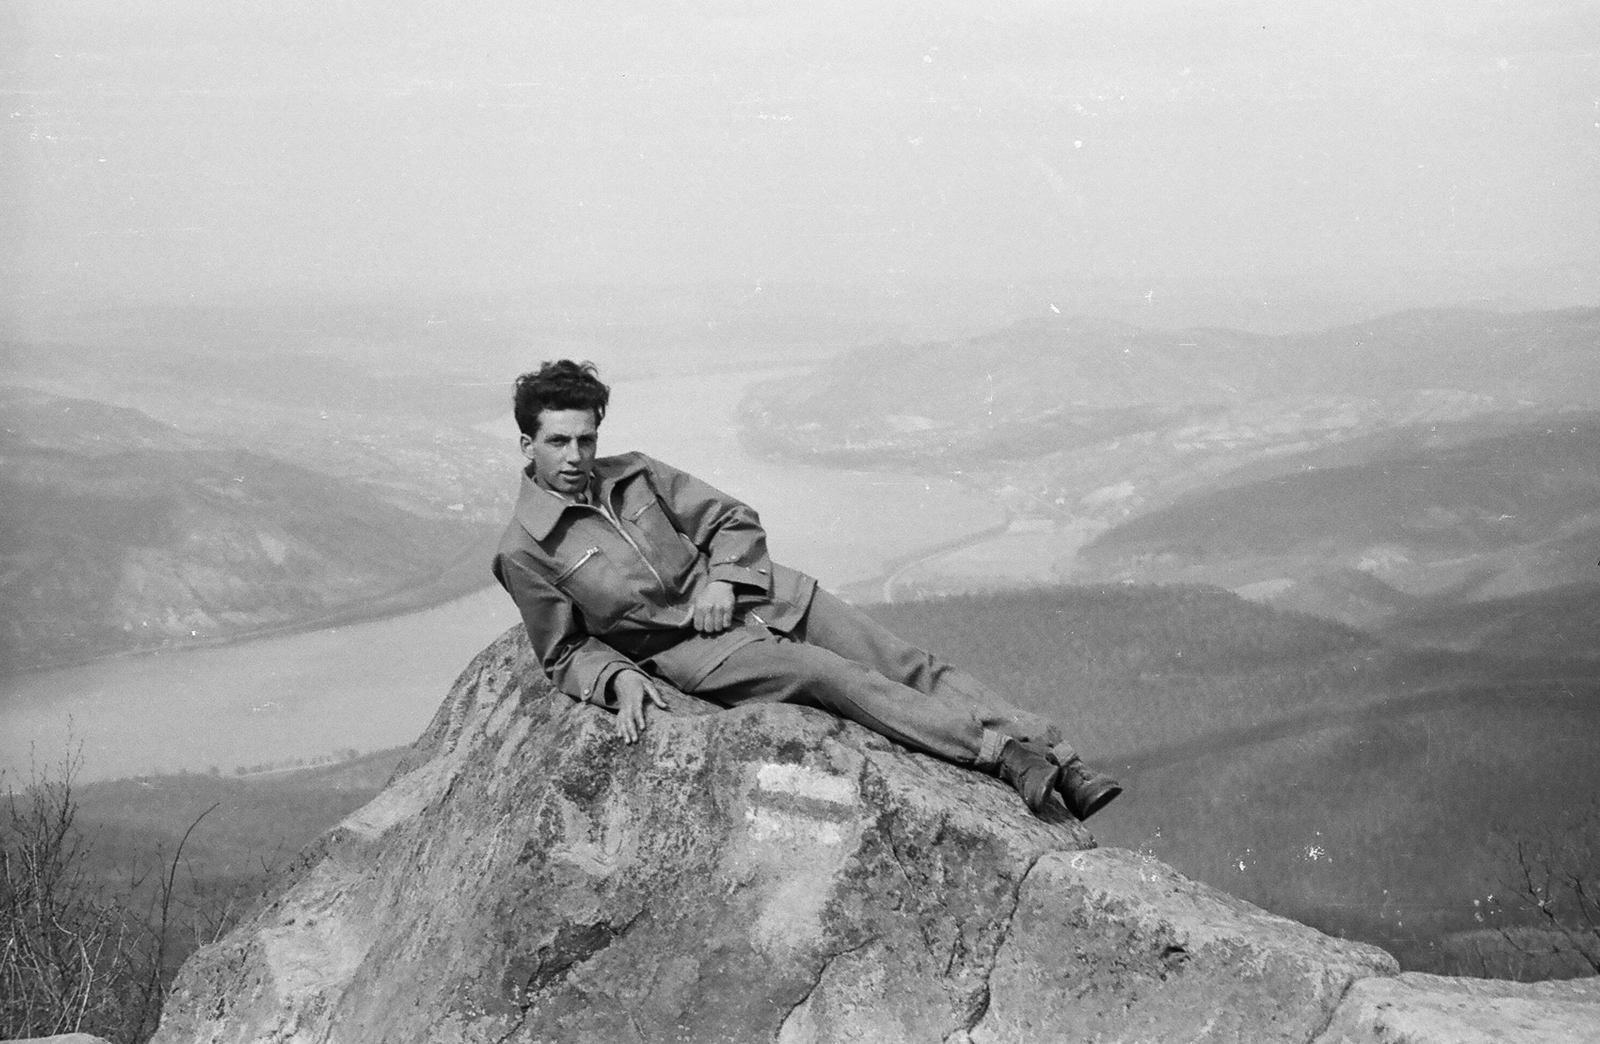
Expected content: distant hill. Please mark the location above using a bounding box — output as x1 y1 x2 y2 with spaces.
1382 581 1600 661
866 583 1600 975
1083 414 1600 560
739 306 1600 652
740 306 1600 465
2 315 521 530
0 387 498 672
1073 413 1600 635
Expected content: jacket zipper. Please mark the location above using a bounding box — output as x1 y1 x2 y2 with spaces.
594 499 665 591
553 546 601 584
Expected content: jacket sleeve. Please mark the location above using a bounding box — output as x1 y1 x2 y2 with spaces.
492 551 636 708
643 455 774 595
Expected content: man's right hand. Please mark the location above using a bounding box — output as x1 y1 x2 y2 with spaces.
612 670 670 744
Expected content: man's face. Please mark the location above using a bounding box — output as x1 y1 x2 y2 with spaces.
521 408 599 496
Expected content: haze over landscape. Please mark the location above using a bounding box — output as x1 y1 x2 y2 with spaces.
2 0 1598 1020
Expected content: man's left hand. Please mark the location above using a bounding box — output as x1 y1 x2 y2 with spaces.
691 580 736 634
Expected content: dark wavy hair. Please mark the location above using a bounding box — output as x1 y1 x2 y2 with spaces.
513 360 610 438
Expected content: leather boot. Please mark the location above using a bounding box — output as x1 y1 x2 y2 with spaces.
1056 756 1122 820
996 739 1067 821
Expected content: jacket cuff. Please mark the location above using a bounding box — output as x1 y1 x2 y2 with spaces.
709 562 772 593
582 660 633 708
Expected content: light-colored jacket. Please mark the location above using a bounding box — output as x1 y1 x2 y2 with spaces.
492 452 816 706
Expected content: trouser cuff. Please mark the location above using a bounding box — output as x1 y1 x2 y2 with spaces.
976 729 1010 770
1050 741 1077 765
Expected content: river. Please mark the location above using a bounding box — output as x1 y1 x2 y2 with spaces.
1 367 1001 781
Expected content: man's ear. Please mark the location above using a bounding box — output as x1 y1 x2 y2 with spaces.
518 433 536 461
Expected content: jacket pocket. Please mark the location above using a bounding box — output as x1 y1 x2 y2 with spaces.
551 545 628 629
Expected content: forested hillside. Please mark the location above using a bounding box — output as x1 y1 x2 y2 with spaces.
867 584 1600 975
0 387 498 671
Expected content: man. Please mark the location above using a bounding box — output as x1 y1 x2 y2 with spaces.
492 360 1121 822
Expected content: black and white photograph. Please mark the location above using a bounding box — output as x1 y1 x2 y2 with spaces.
3 2 1598 1041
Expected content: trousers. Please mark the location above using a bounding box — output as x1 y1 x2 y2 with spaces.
681 587 1072 770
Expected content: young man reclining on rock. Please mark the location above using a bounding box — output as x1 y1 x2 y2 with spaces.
492 360 1121 822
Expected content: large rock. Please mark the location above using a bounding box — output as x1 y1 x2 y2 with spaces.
154 627 1401 1043
1317 972 1600 1044
970 848 1392 1043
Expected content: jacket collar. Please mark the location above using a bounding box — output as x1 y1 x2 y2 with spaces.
513 452 651 541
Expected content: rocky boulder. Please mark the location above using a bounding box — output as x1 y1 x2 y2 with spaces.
1318 972 1600 1044
154 626 1405 1043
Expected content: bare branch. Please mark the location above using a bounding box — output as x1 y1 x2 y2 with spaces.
1490 799 1600 978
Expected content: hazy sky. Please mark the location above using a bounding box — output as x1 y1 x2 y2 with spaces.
3 0 1597 314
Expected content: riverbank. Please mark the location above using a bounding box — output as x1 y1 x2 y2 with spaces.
2 527 503 682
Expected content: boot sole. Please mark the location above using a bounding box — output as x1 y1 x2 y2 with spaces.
1074 782 1122 821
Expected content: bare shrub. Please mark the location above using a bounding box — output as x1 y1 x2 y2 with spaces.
1487 800 1600 979
1 752 252 1042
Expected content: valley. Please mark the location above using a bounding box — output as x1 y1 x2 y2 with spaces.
5 300 1596 991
